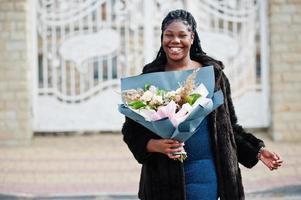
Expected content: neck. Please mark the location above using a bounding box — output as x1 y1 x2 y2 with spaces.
165 57 193 71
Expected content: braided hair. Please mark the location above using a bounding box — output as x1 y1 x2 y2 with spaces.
143 9 224 73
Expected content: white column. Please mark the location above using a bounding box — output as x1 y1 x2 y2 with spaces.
259 0 270 127
143 0 155 64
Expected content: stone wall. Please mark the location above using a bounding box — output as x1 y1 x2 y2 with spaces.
0 0 33 145
269 0 301 141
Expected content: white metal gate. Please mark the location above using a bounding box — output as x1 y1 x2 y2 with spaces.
189 0 271 128
33 0 269 132
34 0 144 131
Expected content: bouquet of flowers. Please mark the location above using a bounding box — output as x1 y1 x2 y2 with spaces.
122 70 211 128
118 66 224 162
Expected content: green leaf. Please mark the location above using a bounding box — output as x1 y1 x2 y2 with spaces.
144 83 151 91
128 101 146 109
156 88 166 96
185 93 201 105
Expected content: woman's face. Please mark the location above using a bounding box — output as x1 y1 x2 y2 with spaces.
162 21 194 63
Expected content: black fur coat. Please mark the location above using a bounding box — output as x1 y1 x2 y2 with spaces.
121 64 265 200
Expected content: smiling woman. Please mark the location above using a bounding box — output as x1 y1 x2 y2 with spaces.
121 9 283 200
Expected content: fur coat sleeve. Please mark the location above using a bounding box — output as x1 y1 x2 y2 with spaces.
121 117 159 164
223 73 265 168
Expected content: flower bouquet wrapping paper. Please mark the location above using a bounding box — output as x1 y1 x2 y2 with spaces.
118 66 224 161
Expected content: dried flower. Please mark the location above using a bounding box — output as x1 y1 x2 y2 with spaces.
178 70 197 106
122 89 143 103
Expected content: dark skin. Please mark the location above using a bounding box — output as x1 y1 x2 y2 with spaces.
146 21 283 170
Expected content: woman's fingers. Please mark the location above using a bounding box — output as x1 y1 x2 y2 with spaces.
262 159 275 170
148 139 186 158
170 142 184 148
163 139 180 144
272 152 283 168
267 159 283 171
273 159 283 164
268 161 279 170
167 153 181 159
273 152 280 160
163 139 176 144
164 139 184 146
273 161 283 168
165 140 183 149
161 140 185 158
164 146 184 153
171 147 185 152
152 139 185 158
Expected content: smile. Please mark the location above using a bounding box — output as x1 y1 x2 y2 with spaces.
168 47 183 54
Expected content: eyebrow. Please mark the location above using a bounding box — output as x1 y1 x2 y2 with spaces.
164 30 189 33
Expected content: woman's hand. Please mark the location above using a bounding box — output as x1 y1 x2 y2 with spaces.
146 139 184 159
258 148 283 171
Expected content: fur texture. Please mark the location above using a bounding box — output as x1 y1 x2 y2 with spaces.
121 65 265 200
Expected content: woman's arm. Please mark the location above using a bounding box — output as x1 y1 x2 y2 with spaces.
223 73 265 168
224 73 283 170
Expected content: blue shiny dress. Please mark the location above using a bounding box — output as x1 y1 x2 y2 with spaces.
183 116 218 200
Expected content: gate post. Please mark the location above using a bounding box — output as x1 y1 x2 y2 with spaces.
0 0 34 145
269 0 301 141
260 0 271 128
143 0 155 64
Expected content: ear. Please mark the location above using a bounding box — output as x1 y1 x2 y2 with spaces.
191 33 194 44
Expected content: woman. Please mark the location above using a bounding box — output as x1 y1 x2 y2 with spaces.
121 9 282 200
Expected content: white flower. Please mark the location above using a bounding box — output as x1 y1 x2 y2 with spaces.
149 85 157 93
140 90 153 102
166 91 176 98
152 94 163 104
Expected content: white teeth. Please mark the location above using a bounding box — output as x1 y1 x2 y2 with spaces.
170 47 182 53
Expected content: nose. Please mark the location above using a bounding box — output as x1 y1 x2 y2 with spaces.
171 36 180 44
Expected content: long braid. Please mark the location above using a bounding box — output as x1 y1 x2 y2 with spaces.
143 9 224 73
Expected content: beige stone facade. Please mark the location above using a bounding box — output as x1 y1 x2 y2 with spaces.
269 0 301 141
0 0 300 144
0 0 33 145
